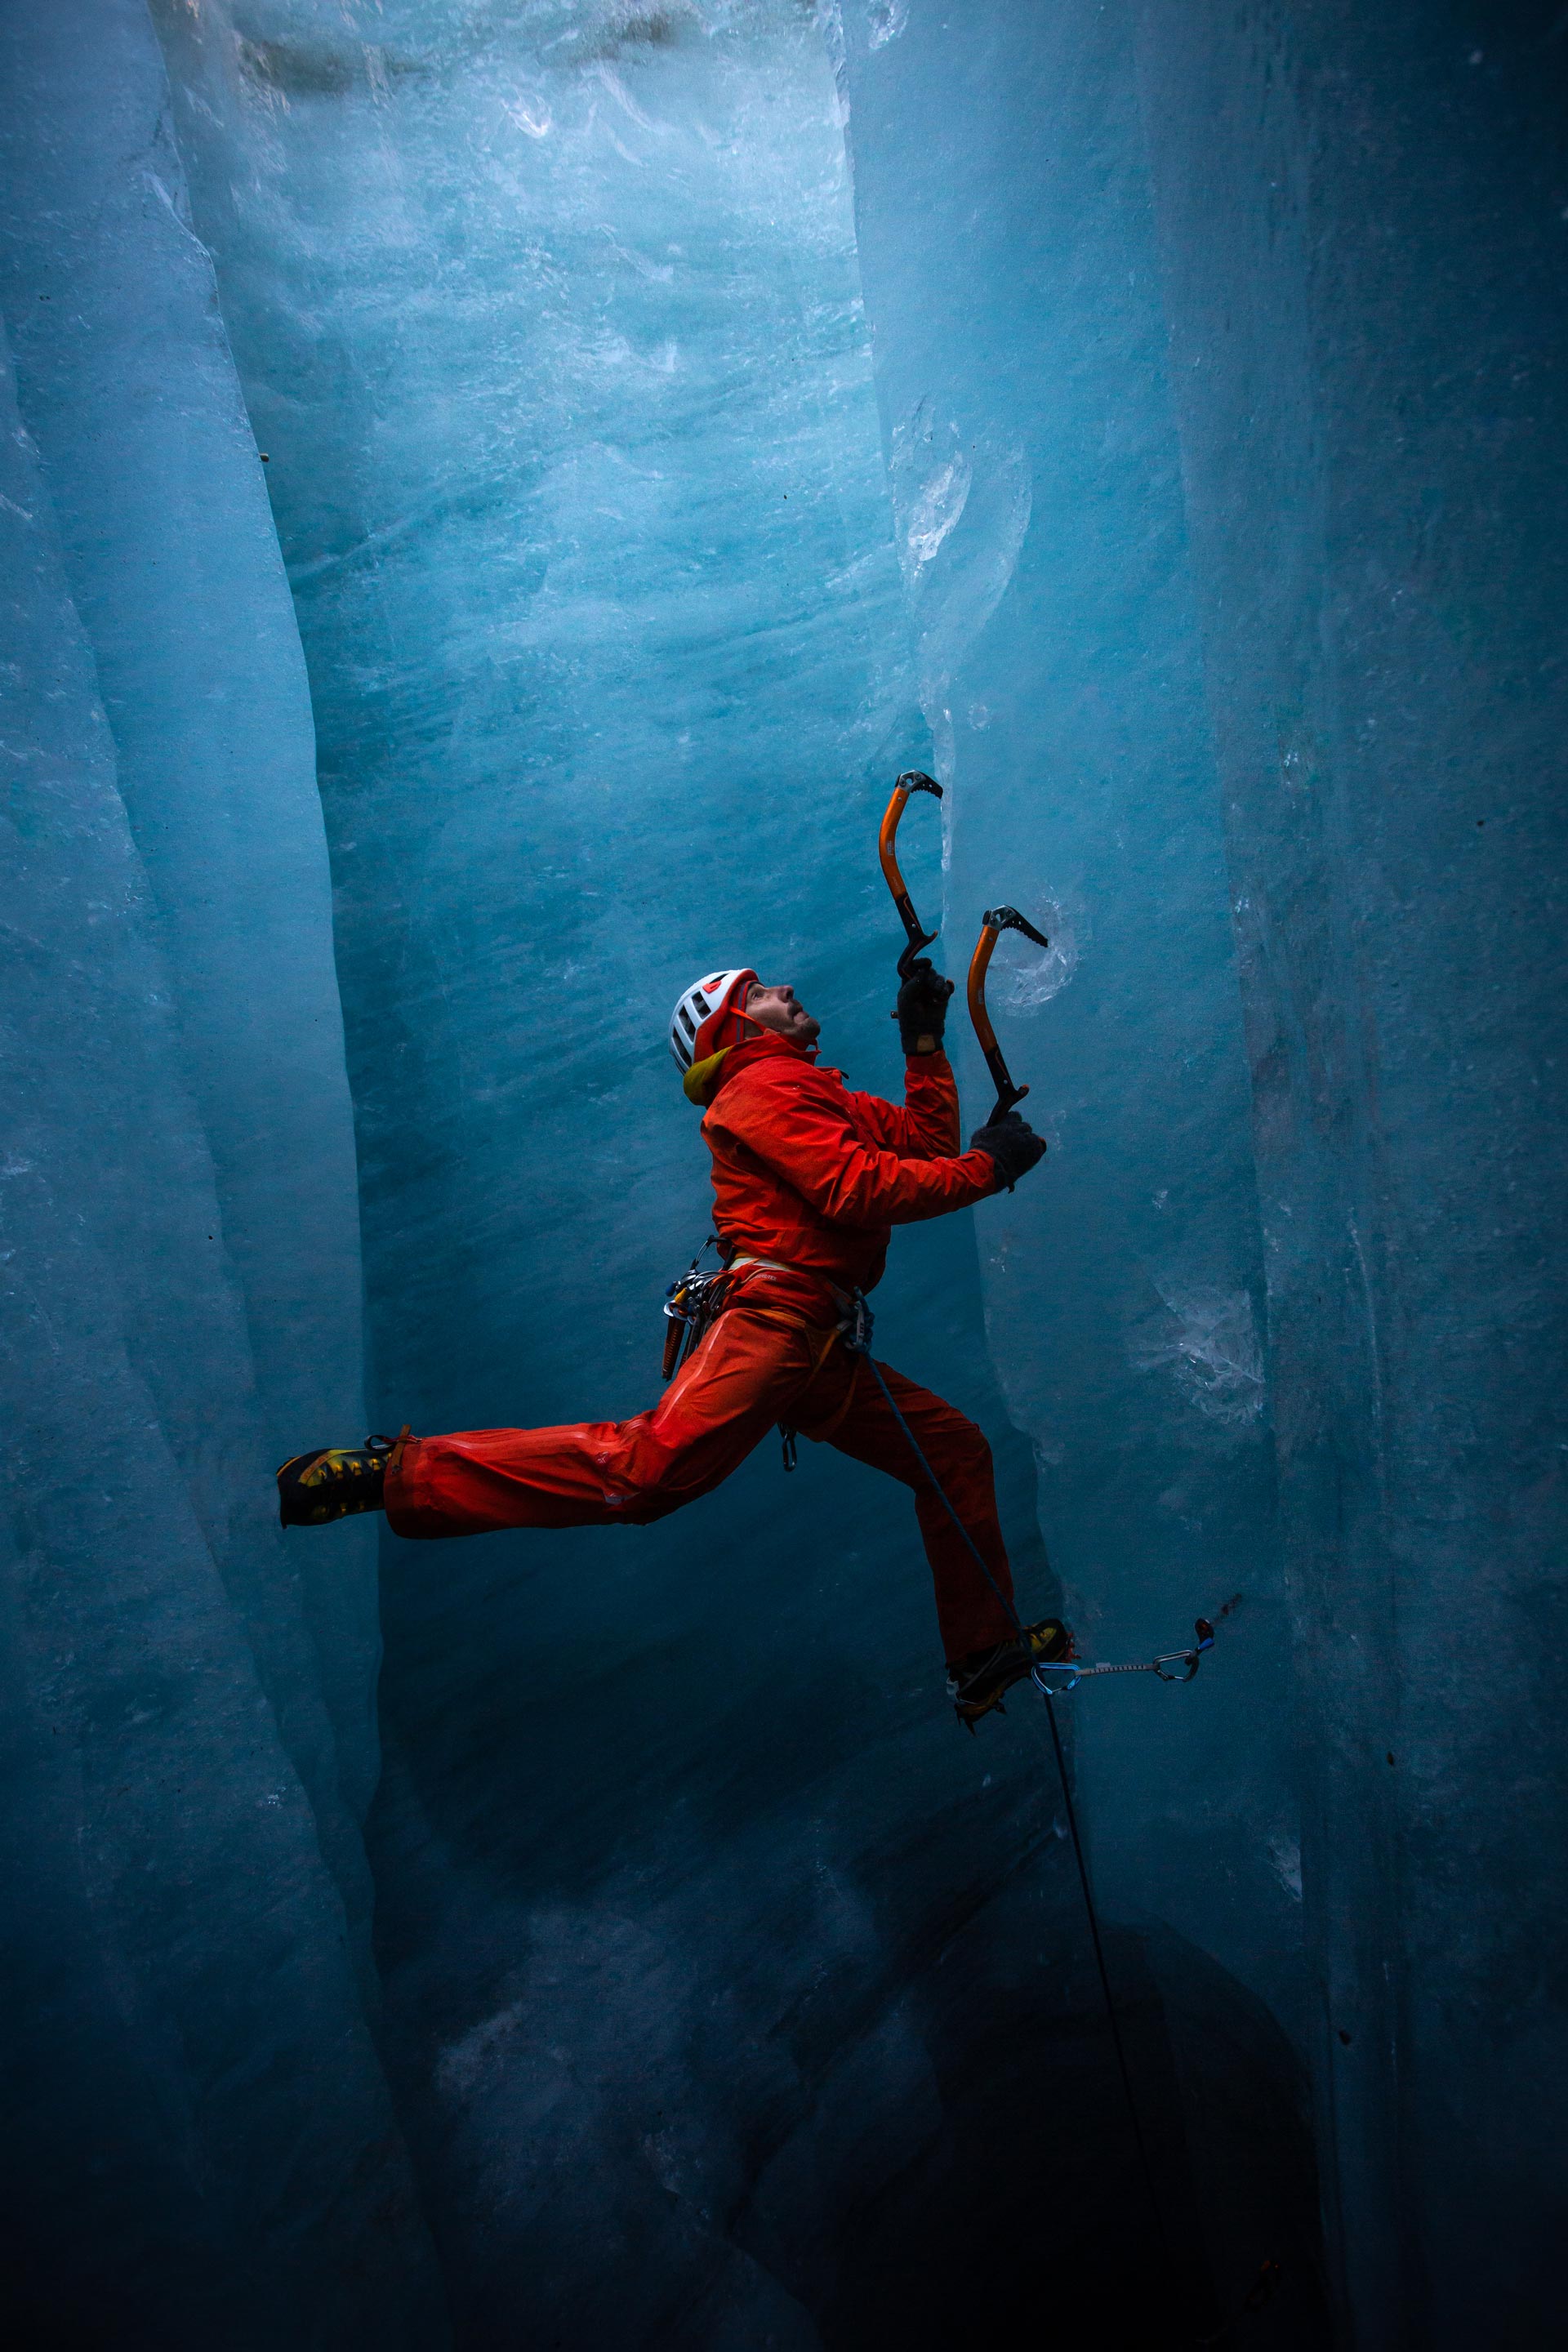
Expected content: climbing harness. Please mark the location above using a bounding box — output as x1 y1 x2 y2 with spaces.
878 769 944 978
662 1243 831 1474
967 903 1051 1120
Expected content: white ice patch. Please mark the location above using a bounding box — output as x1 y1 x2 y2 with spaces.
501 96 553 137
889 401 1031 718
1268 1831 1303 1900
1129 1284 1265 1427
902 452 971 577
989 896 1080 1013
867 2 910 51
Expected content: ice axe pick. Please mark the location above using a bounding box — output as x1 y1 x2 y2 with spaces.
968 905 1049 1122
878 770 943 979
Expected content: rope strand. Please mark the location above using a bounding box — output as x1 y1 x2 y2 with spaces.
852 1338 1171 2256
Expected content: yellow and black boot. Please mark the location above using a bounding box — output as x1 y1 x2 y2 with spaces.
276 1428 408 1528
947 1616 1074 1729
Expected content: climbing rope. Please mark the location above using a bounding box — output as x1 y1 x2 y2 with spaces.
840 1306 1286 2346
840 1300 1174 2252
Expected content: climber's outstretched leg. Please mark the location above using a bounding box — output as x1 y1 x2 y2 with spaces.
278 1296 836 1538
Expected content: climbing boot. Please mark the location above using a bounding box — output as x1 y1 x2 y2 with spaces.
947 1616 1074 1729
276 1428 409 1528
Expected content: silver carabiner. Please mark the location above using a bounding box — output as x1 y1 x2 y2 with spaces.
1031 1657 1082 1697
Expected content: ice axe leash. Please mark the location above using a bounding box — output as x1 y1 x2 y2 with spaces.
967 903 1049 1120
878 770 943 978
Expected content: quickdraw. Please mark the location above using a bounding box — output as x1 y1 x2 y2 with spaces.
1028 1619 1217 1697
967 902 1050 1120
840 1289 1218 1698
878 769 944 978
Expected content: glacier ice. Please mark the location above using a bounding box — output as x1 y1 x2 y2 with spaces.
0 4 440 2343
2 0 1566 2345
836 2 1568 2342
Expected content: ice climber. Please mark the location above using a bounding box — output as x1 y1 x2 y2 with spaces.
277 962 1067 1726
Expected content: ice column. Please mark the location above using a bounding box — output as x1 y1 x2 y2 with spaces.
147 2 1203 2341
837 2 1568 2344
0 2 442 2339
832 0 1316 2324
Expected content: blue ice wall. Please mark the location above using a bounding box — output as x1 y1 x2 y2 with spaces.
149 2 1233 2345
0 3 440 2341
836 3 1568 2345
830 0 1313 2321
6 0 1565 2343
1132 11 1568 2339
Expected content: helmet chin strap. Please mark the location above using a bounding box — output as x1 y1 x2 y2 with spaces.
732 988 767 1045
738 1008 814 1051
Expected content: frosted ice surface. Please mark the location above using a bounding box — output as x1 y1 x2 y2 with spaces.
151 2 1152 2340
866 2 908 53
0 312 436 2345
988 900 1081 1013
3 0 1561 2341
842 3 1568 2341
1127 1285 1266 1430
0 2 439 2339
0 0 381 1836
889 400 1032 736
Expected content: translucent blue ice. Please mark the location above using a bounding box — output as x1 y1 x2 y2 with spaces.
0 4 439 2339
836 5 1568 2342
4 0 1566 2344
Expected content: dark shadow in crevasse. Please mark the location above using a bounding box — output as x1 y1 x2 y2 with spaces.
811 1917 1329 2352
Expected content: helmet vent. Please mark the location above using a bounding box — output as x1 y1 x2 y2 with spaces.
668 966 755 1073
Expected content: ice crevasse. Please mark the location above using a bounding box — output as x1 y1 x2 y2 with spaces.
1 2 1565 2348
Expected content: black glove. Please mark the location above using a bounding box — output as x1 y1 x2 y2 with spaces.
969 1111 1047 1189
894 957 955 1054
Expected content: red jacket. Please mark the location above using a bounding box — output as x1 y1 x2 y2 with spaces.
694 1032 998 1293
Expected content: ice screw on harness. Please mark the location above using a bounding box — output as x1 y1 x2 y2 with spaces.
662 1237 730 1381
879 770 944 979
967 904 1049 1120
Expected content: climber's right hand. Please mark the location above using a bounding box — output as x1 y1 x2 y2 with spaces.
894 956 955 1054
969 1111 1047 1190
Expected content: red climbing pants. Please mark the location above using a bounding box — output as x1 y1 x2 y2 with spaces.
385 1267 1016 1663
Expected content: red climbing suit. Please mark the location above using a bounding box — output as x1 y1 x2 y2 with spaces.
385 1032 1018 1661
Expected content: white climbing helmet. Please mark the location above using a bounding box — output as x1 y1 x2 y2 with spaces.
669 967 756 1071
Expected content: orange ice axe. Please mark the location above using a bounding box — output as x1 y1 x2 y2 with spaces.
878 770 943 979
968 906 1049 1122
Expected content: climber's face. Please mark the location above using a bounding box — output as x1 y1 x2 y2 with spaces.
746 981 820 1046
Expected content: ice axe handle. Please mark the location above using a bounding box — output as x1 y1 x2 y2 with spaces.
880 772 943 980
968 906 1049 1124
